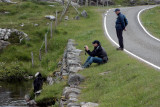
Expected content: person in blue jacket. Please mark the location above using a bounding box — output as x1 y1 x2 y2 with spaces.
115 8 128 50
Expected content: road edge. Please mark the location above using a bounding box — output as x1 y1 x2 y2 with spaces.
103 9 160 70
137 5 160 42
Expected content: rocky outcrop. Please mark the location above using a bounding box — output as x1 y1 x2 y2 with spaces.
0 0 17 3
0 28 28 50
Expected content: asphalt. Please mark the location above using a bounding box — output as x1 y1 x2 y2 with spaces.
104 6 160 68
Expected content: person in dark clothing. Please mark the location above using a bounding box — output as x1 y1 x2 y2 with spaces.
115 8 128 50
83 40 108 68
33 72 43 93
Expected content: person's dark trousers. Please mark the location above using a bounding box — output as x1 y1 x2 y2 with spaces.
83 56 103 68
116 29 124 49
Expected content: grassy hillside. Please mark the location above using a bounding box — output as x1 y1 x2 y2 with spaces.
0 0 67 80
0 0 160 106
141 6 160 39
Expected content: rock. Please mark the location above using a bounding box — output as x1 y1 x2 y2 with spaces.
68 74 84 86
0 28 28 43
81 102 99 107
34 24 39 27
27 100 37 106
20 23 24 27
63 87 81 99
69 97 78 102
0 40 10 50
65 16 69 20
48 5 55 7
81 10 87 18
67 103 80 107
47 76 54 85
68 92 78 98
45 15 56 20
75 16 80 20
69 67 83 73
1 0 17 3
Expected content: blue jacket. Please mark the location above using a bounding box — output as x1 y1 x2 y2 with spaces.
115 13 127 30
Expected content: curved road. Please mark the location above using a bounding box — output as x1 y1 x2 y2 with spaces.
104 6 160 69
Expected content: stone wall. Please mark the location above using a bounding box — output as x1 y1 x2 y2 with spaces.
57 39 99 107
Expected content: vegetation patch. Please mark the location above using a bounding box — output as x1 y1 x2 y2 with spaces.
141 6 160 39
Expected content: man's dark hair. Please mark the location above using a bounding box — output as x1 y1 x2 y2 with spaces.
92 40 101 45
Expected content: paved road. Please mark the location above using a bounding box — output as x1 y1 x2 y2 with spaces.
104 6 160 68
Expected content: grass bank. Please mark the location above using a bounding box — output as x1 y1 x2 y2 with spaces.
0 0 66 80
36 4 160 106
1 0 160 106
141 6 160 39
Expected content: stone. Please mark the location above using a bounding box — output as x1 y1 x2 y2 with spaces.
68 92 78 98
0 40 10 50
67 103 80 107
48 5 55 7
65 16 69 20
34 24 39 27
68 74 84 86
47 76 54 85
45 15 56 20
81 102 99 107
1 0 17 3
63 87 81 99
81 10 87 18
75 16 80 20
69 67 83 73
69 97 78 102
0 28 28 43
67 59 81 66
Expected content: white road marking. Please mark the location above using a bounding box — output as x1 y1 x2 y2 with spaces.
104 9 160 70
137 6 160 42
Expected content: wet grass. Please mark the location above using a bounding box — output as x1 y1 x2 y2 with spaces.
141 6 160 39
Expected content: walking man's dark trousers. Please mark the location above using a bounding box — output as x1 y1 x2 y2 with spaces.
116 29 124 49
115 12 127 49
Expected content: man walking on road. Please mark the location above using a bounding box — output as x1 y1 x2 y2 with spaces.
115 8 128 50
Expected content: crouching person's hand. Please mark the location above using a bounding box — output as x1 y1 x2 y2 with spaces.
85 45 89 51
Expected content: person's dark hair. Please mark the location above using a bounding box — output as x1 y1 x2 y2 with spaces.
92 40 101 45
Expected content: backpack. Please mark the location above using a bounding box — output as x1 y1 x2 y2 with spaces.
124 15 128 26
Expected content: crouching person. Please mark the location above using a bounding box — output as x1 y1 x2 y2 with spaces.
83 40 108 68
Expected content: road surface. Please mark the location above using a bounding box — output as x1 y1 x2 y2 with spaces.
104 6 160 69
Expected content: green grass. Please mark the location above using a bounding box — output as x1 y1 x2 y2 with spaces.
0 0 65 80
0 0 160 106
141 6 160 39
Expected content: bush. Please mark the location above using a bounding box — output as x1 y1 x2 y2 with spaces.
0 63 28 81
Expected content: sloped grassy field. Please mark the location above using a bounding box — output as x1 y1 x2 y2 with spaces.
0 1 67 80
0 0 160 106
141 6 160 39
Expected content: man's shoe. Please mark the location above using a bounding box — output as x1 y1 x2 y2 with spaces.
116 47 123 51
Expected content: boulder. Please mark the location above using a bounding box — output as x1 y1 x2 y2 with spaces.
81 10 88 18
68 74 84 86
45 15 56 20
